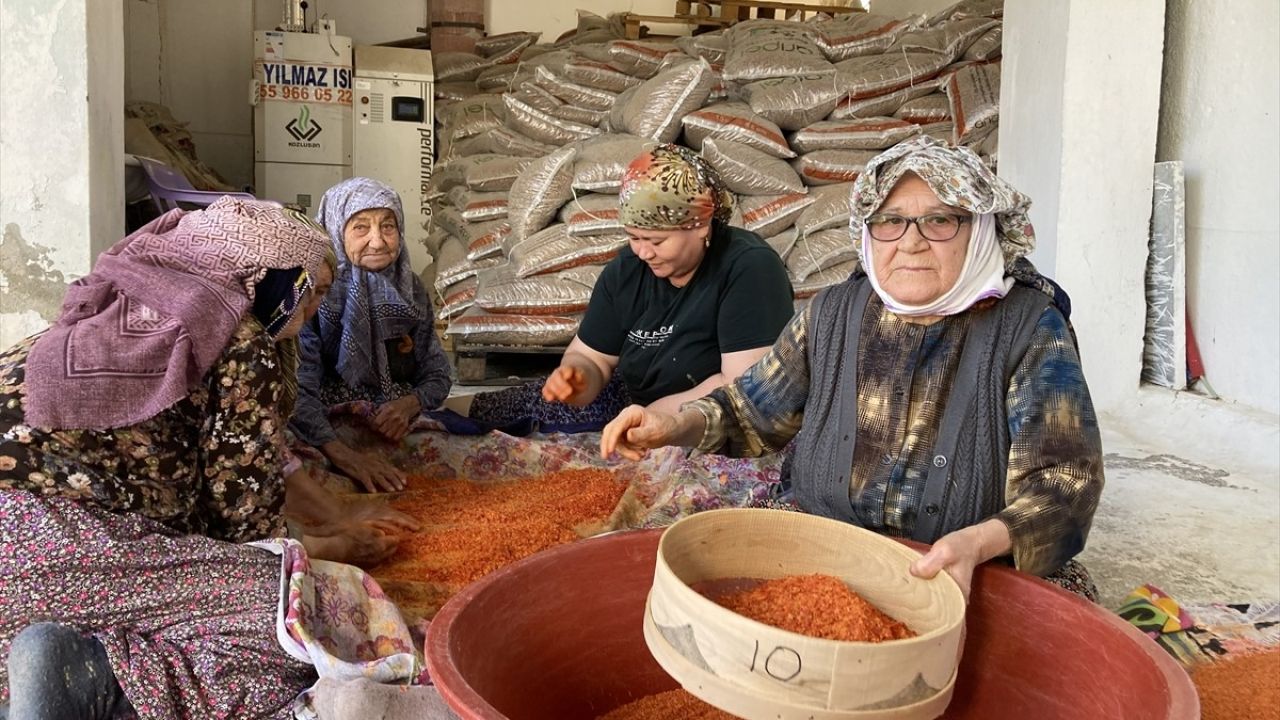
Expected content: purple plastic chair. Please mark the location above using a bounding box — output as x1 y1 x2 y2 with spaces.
137 156 255 213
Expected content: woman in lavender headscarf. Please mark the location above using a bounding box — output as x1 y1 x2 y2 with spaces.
292 177 453 493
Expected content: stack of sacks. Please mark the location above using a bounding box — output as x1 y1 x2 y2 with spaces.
428 0 1005 345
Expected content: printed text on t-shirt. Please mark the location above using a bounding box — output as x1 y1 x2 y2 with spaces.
627 325 675 348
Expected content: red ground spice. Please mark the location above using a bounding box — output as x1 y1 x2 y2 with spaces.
1193 646 1280 720
372 469 627 590
597 689 737 720
714 574 916 643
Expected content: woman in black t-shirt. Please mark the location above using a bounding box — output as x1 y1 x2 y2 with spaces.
541 145 794 415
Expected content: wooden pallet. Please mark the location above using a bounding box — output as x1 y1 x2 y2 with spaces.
453 343 566 386
623 13 732 39
684 0 863 22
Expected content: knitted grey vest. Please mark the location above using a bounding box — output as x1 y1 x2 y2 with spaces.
791 276 1050 543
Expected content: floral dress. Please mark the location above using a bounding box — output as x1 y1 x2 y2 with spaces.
0 318 317 718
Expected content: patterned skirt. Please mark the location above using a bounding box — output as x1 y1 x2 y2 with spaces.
0 491 316 720
464 374 633 435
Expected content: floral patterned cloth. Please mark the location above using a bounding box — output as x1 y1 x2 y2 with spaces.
0 490 315 718
0 317 292 544
849 135 1036 268
618 143 735 230
253 540 421 718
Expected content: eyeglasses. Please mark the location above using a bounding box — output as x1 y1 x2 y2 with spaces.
866 213 972 242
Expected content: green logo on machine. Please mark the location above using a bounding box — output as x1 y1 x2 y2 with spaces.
286 105 322 143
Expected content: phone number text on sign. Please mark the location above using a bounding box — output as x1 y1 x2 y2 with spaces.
256 61 353 105
258 84 352 104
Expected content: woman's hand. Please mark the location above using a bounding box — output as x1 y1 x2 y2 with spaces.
541 365 590 405
349 501 422 534
304 521 403 568
324 441 407 493
909 519 1012 601
600 405 687 460
372 395 421 443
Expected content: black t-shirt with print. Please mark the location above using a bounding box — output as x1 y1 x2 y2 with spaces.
577 221 794 405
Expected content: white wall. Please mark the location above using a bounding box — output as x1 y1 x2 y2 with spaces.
1158 0 1280 417
1 0 124 349
485 0 680 41
869 0 954 17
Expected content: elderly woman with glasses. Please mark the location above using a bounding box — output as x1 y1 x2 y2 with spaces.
601 136 1105 601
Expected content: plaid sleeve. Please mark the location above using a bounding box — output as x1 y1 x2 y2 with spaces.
687 303 812 457
996 307 1105 576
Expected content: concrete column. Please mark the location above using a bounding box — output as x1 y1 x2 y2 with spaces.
0 0 124 349
998 0 1166 412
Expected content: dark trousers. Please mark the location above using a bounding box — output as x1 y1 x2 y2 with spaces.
2 623 132 720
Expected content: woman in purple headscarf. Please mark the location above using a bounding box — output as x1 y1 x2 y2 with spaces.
291 177 453 493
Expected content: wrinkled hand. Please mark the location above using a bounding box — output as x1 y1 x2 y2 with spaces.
909 527 984 601
600 405 680 461
372 395 421 443
330 446 407 493
541 365 589 405
349 501 422 534
321 521 404 568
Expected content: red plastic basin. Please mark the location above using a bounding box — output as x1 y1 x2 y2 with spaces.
426 529 1198 720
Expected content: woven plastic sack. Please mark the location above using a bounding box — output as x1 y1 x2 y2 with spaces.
476 64 519 92
735 193 815 237
510 84 564 113
920 121 957 144
558 10 627 47
927 0 1005 25
739 75 845 131
945 61 1000 144
434 52 491 82
433 235 466 288
789 118 920 152
534 66 617 111
489 125 559 158
438 275 478 321
835 52 951 101
432 205 469 239
682 101 795 158
446 307 581 346
794 259 858 298
794 182 855 238
815 14 918 61
618 58 715 143
448 132 497 159
475 264 603 316
829 78 941 120
477 31 540 57
507 145 578 242
609 40 682 78
463 222 512 261
675 32 728 64
702 139 805 196
764 227 799 259
888 17 998 63
508 224 627 278
434 255 504 295
792 149 879 186
503 94 600 146
460 191 509 222
723 20 835 82
465 154 534 192
438 95 506 142
963 27 1002 61
435 82 480 102
563 58 642 93
509 49 574 90
572 134 652 193
894 94 953 124
559 193 622 236
787 227 856 281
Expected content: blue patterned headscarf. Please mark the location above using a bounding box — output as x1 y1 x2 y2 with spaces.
315 177 424 396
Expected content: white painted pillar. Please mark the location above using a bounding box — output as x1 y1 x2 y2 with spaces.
0 0 124 348
998 0 1166 412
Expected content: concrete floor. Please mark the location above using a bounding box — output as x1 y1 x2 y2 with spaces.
1081 387 1280 609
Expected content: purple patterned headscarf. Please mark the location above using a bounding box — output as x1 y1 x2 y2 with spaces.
314 177 424 396
23 198 329 430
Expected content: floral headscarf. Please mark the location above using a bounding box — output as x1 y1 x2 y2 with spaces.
314 177 425 397
849 135 1035 268
619 144 735 230
23 198 329 430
